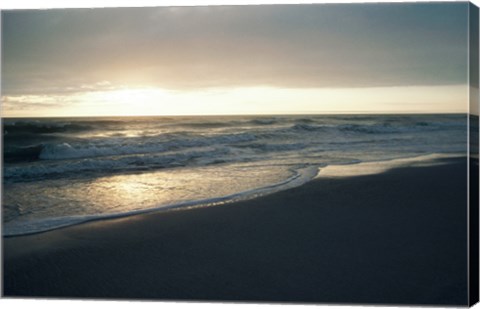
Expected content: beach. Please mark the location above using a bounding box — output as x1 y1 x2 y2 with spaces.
2 3 476 307
3 156 468 305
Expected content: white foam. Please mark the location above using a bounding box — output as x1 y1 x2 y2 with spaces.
3 165 319 237
4 146 232 181
316 153 461 178
38 132 257 161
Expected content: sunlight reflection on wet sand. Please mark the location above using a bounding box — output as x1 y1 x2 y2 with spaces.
316 153 458 178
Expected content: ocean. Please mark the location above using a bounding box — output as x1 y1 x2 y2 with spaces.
2 114 467 236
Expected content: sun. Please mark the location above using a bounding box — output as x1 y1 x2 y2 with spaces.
76 87 175 116
99 88 167 104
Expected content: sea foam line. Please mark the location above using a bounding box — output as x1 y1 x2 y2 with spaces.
4 153 463 237
316 153 463 178
3 165 319 237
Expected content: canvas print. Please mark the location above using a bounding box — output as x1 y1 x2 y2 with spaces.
1 2 479 306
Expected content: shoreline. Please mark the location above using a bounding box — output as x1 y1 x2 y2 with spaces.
3 153 462 238
3 155 469 305
2 165 319 237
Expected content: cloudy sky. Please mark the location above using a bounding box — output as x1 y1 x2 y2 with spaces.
1 2 471 116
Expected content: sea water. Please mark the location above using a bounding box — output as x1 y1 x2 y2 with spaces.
2 114 467 235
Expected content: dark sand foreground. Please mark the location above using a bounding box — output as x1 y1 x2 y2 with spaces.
3 157 468 305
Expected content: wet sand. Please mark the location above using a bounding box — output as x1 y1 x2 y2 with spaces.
3 156 468 305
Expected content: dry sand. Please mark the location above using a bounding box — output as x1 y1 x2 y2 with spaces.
2 156 468 305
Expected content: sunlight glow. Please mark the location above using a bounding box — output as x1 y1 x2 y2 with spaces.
94 88 171 104
1 84 467 117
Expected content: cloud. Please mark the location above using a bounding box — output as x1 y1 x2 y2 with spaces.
2 3 469 96
1 95 65 115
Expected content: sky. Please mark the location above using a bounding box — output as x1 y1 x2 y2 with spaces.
1 2 472 117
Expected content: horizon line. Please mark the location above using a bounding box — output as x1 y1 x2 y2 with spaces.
0 111 470 119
